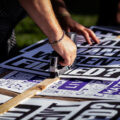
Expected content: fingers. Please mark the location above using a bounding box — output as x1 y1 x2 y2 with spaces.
70 22 100 45
66 27 71 33
59 56 71 66
80 28 100 45
59 53 76 66
59 17 100 45
82 30 92 45
85 28 100 44
59 44 77 66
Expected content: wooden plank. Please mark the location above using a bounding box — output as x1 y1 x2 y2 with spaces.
0 88 18 97
0 77 59 115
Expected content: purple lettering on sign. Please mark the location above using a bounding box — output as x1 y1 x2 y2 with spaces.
99 80 120 95
58 80 88 91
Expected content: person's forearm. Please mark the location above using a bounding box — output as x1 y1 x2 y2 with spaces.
18 0 63 42
51 0 71 17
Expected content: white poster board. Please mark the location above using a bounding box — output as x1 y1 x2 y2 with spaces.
1 26 120 80
0 97 120 120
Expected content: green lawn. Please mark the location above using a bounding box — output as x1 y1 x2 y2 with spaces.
15 14 98 49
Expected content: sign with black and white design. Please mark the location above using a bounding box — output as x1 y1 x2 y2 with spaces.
0 97 120 120
39 78 120 100
0 71 45 93
1 71 120 100
0 94 11 103
20 39 48 53
1 26 120 80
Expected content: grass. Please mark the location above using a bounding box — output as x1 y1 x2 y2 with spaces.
71 14 98 27
15 17 46 49
15 14 98 49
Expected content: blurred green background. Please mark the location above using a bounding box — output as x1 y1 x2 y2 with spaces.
15 0 100 49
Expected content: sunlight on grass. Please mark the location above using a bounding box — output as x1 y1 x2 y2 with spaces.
16 33 46 49
71 14 98 27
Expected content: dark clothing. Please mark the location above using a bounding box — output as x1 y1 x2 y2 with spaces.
0 0 26 62
97 0 120 26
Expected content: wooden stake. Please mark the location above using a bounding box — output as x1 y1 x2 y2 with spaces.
0 77 60 115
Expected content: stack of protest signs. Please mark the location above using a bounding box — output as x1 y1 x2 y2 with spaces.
0 94 120 120
0 26 120 119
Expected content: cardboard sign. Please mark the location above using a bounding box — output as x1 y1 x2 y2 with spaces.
40 78 120 99
0 94 11 103
1 26 120 80
0 97 120 120
0 71 120 100
0 71 45 93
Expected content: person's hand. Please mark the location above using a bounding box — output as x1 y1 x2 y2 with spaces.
58 16 100 45
51 34 77 66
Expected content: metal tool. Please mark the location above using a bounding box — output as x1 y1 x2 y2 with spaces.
50 32 77 78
